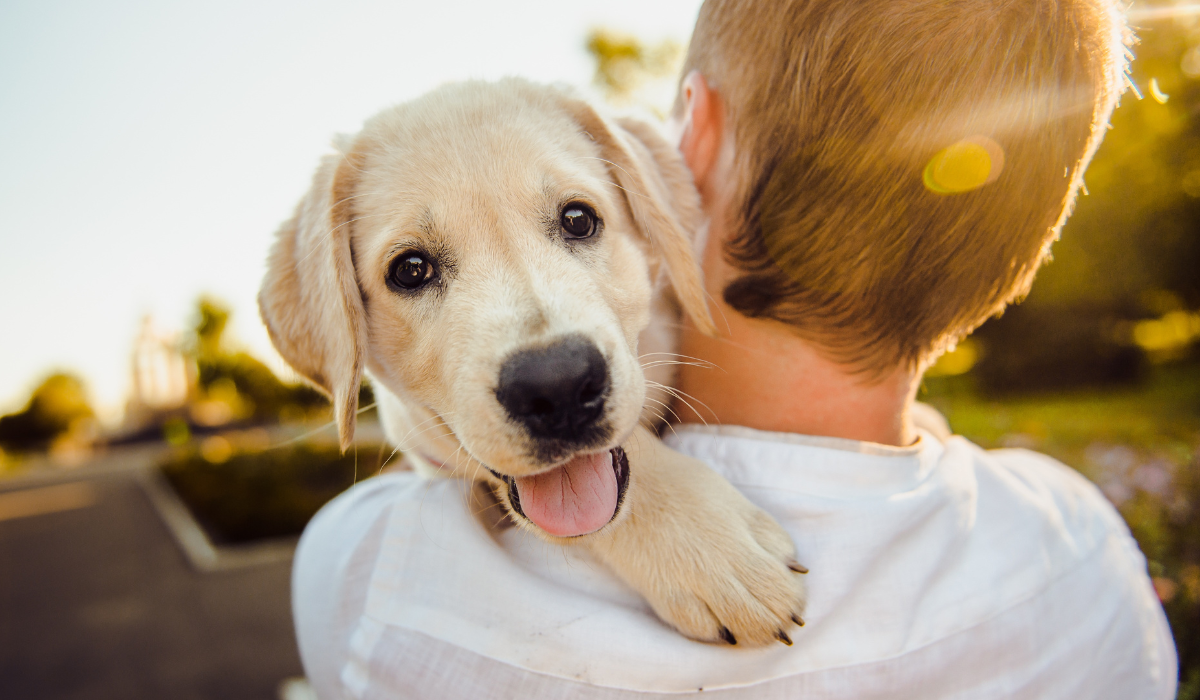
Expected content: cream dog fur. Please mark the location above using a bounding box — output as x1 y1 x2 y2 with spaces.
260 79 806 646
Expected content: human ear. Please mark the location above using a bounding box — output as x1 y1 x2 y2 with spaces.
673 71 724 197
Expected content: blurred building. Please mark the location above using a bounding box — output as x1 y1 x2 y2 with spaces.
124 315 195 430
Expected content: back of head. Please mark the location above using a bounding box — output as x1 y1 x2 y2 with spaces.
681 0 1129 374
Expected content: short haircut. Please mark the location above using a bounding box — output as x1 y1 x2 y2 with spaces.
679 0 1129 374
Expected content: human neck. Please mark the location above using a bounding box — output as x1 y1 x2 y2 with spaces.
673 307 920 446
667 73 919 446
671 203 920 446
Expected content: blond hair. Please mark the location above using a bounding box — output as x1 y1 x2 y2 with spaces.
680 0 1129 373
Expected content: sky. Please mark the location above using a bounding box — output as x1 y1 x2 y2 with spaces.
0 0 704 420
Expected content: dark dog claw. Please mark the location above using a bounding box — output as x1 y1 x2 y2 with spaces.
792 614 806 627
718 626 737 645
776 630 793 646
787 559 809 574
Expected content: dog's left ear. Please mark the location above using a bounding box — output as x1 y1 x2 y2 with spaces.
258 143 369 452
559 99 717 336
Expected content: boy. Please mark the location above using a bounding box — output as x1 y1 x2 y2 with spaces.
292 0 1177 697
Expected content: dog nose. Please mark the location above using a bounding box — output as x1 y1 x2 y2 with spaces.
495 335 610 442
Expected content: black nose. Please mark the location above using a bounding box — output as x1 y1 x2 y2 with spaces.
495 335 610 442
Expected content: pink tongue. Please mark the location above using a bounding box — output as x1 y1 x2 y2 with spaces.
514 451 617 537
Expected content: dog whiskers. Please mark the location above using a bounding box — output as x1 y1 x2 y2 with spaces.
375 444 403 476
640 401 669 421
578 156 651 201
313 188 389 227
638 402 669 429
640 360 716 371
642 396 684 426
638 351 722 374
394 411 455 452
293 210 386 265
258 401 379 453
638 351 718 364
640 406 682 441
328 212 388 238
444 439 489 485
645 380 719 426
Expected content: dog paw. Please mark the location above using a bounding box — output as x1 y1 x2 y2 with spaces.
584 429 807 647
642 497 808 647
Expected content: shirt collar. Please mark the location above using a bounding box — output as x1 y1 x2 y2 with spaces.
664 424 946 499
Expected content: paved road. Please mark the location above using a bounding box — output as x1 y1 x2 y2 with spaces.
0 464 304 700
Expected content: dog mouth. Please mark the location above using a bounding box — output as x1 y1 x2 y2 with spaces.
487 446 629 538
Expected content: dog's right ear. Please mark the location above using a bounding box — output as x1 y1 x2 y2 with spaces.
259 144 368 452
556 98 717 336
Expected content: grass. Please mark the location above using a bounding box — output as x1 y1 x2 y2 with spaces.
922 363 1200 471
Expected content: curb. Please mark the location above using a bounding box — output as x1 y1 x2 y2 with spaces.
137 468 298 572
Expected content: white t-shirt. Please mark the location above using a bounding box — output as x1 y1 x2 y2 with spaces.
292 426 1177 699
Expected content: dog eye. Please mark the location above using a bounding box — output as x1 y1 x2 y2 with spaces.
388 251 437 290
560 203 598 239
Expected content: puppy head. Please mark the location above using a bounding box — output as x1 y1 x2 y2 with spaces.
260 80 711 482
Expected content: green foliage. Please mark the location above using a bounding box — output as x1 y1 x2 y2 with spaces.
160 442 384 544
196 351 327 421
162 417 190 446
193 296 230 359
1035 21 1200 311
972 18 1200 391
185 296 328 424
586 28 683 110
0 373 94 452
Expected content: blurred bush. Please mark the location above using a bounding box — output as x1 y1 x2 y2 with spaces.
160 437 386 544
586 28 684 114
972 304 1148 394
0 373 96 454
187 297 330 427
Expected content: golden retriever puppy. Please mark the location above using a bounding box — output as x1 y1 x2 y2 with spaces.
260 78 805 646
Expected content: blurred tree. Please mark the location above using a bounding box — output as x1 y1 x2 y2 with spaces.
0 373 94 452
193 296 229 359
1035 18 1200 310
586 28 683 113
967 12 1200 393
185 296 327 425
